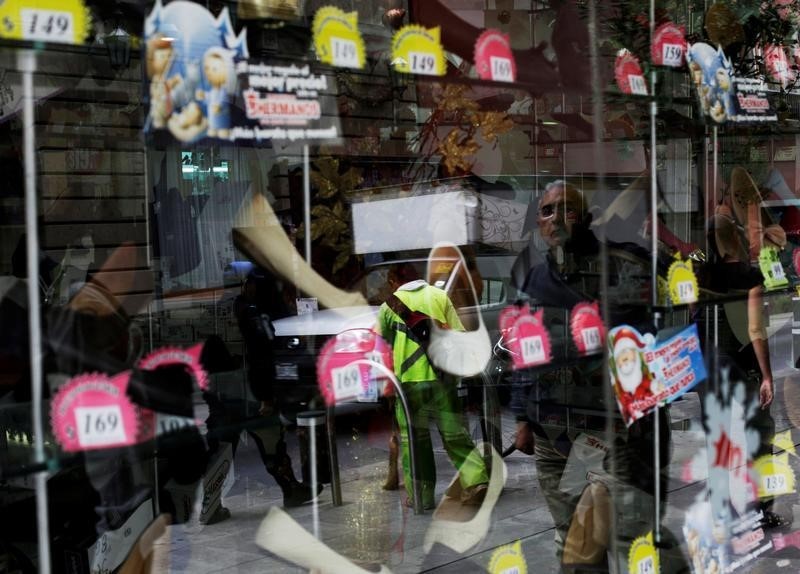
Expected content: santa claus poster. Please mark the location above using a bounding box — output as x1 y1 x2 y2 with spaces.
608 324 707 426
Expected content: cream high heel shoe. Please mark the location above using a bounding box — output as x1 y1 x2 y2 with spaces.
255 507 393 574
426 242 491 377
423 442 506 554
233 191 367 309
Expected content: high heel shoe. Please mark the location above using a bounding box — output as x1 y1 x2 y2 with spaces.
255 507 393 574
426 242 491 377
423 442 506 554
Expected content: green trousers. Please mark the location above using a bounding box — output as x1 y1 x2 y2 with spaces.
395 380 489 507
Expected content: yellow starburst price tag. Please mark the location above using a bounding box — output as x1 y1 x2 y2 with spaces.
754 453 796 498
0 0 90 45
773 430 797 456
312 6 365 70
488 540 526 574
667 253 698 305
391 25 445 76
628 532 658 574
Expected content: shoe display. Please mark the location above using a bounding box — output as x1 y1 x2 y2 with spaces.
426 242 491 378
255 507 393 574
423 443 506 554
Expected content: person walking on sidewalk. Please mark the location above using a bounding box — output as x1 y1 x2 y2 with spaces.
377 264 489 510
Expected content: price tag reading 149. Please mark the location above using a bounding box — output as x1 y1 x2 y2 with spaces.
331 37 359 68
0 0 90 44
409 51 438 75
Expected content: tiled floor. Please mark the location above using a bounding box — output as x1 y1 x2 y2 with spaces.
158 317 800 573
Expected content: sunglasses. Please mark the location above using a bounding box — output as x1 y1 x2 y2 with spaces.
538 203 580 220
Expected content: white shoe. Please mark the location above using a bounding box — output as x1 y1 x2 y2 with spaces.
423 442 506 554
255 507 394 574
426 242 491 377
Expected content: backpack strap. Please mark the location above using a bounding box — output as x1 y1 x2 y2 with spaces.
385 294 435 377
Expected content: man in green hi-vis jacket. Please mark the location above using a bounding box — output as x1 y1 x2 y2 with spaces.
377 264 489 510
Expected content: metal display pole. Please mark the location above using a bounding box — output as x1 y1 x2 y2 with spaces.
349 360 423 514
647 0 663 549
20 49 52 574
303 145 311 263
326 406 343 506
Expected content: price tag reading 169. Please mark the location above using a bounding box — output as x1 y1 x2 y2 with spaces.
409 51 437 75
331 364 362 401
490 56 514 82
74 405 126 448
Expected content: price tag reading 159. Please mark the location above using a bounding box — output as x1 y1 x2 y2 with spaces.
661 43 684 67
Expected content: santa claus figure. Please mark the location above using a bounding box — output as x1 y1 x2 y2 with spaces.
609 328 657 422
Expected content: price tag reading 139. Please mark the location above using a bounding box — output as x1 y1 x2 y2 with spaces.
0 0 90 45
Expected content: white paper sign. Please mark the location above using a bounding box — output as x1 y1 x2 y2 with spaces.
771 262 785 280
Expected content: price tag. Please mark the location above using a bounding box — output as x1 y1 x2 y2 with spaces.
628 75 648 95
332 364 362 401
409 51 438 75
75 405 126 448
331 37 359 68
156 414 195 436
763 473 788 494
490 56 514 82
581 327 602 353
662 43 684 67
520 336 545 365
501 568 520 574
20 9 74 43
676 280 695 303
637 556 655 574
772 262 786 280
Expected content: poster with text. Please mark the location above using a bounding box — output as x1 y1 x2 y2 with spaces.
144 0 341 146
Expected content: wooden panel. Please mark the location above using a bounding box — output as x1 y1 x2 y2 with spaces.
41 175 147 199
41 198 146 221
42 223 147 248
39 149 146 174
